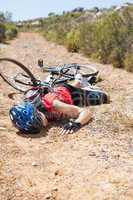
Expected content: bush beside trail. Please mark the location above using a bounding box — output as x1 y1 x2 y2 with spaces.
35 5 133 72
0 11 18 43
0 23 6 42
5 23 18 40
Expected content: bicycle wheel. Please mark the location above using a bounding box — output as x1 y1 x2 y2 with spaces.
62 63 98 77
0 58 37 92
43 63 98 78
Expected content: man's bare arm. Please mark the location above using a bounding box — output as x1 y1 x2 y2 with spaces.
53 100 92 125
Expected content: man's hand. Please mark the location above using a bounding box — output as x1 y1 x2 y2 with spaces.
61 120 81 135
53 100 92 134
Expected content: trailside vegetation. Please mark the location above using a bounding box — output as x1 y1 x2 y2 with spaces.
39 5 133 72
18 5 133 72
0 11 18 43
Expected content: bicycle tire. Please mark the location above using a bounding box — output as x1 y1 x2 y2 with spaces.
0 58 37 92
42 63 98 78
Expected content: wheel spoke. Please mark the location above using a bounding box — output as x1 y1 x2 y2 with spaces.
0 58 37 92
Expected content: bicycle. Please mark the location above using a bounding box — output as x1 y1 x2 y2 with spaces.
0 58 99 92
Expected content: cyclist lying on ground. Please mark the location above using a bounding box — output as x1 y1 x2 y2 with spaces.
9 74 109 134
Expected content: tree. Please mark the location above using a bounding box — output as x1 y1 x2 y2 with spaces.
0 11 12 23
72 7 84 13
0 11 5 23
91 7 99 13
4 11 12 22
48 12 55 17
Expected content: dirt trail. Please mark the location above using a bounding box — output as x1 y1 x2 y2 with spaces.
0 33 133 200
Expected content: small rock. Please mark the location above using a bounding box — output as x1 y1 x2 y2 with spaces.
45 193 52 199
54 169 63 176
0 127 6 131
32 162 38 167
88 152 96 157
23 197 29 200
40 140 46 144
52 187 58 191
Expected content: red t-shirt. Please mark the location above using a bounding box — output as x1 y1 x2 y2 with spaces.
41 86 73 112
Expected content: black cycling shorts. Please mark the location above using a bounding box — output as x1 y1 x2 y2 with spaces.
63 83 108 106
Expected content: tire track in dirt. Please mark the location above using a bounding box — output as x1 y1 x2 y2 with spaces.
0 32 133 200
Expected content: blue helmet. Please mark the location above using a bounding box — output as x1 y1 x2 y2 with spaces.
9 102 43 134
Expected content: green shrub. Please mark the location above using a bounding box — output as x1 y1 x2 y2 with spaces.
108 47 125 68
5 24 18 40
80 12 132 66
0 23 6 42
79 23 96 56
70 12 82 18
65 29 80 52
93 13 128 64
40 11 81 45
124 53 133 72
0 11 17 42
39 6 133 72
43 30 58 42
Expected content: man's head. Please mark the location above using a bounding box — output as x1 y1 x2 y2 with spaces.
9 102 43 134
